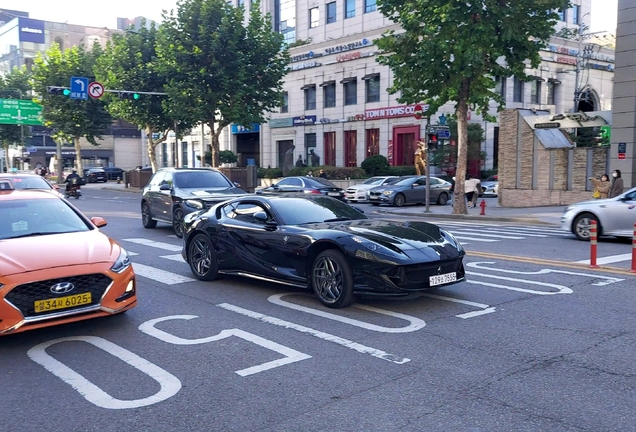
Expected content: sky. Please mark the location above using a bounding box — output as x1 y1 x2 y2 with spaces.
0 0 620 34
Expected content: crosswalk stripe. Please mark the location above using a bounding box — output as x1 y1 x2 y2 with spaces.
161 254 185 262
448 230 525 240
451 236 498 243
123 238 182 252
475 229 548 237
132 263 196 285
573 253 633 265
505 226 568 235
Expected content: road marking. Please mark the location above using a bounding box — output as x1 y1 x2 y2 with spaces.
160 254 185 262
129 251 139 256
573 253 633 265
139 315 311 377
217 303 410 365
505 226 569 235
467 262 624 286
420 293 496 319
268 293 426 333
132 263 196 285
475 229 548 238
27 336 181 410
452 236 499 243
449 230 525 240
465 267 573 295
123 238 182 252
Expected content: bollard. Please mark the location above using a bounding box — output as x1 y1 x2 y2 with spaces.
479 199 486 216
632 223 636 273
117 176 121 184
589 220 599 268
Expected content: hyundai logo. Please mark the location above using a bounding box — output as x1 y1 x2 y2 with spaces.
50 282 75 295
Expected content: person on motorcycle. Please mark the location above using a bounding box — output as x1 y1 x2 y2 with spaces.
65 169 82 193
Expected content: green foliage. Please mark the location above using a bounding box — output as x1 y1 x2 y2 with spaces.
0 66 33 171
288 38 312 48
361 155 391 176
287 166 367 180
157 0 289 167
219 150 238 164
388 165 416 176
257 167 283 179
431 119 485 171
570 127 602 148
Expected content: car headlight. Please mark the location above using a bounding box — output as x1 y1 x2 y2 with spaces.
111 247 132 273
382 190 394 195
443 231 464 252
185 199 204 210
564 205 576 213
352 236 403 263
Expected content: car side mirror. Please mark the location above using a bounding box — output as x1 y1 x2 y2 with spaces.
159 183 171 191
253 211 269 223
53 185 59 190
271 183 279 189
91 216 108 228
234 182 241 188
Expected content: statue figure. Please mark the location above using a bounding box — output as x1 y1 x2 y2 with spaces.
309 149 320 167
296 155 305 167
282 144 295 176
414 141 427 176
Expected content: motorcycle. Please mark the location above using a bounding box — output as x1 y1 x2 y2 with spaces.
65 185 82 199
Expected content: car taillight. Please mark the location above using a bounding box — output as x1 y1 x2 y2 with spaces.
310 189 321 194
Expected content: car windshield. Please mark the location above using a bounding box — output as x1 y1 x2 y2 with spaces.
90 169 105 173
0 176 53 190
306 177 338 188
393 177 419 186
271 197 368 225
363 177 386 185
0 198 91 240
174 171 232 189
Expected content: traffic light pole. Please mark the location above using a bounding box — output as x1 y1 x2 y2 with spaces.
425 115 431 214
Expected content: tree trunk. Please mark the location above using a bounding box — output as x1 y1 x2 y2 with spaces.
208 121 219 168
2 144 9 173
146 127 158 173
452 78 471 215
73 136 83 175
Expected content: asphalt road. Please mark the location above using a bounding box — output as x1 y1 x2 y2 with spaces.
2 187 635 432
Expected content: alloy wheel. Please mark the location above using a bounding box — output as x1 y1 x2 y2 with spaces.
173 209 185 238
575 216 594 240
190 237 212 276
312 256 343 304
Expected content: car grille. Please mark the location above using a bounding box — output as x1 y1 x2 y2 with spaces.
4 273 113 318
346 188 357 194
387 259 464 289
369 191 381 197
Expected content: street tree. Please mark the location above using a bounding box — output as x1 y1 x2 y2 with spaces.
157 0 289 167
0 66 32 172
375 0 569 214
32 42 112 176
97 23 185 173
431 119 485 175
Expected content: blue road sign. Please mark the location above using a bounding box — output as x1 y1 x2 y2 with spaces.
70 76 89 100
437 129 451 140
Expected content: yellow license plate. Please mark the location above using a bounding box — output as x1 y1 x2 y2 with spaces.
34 293 92 313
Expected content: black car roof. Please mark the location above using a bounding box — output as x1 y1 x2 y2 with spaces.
157 167 222 173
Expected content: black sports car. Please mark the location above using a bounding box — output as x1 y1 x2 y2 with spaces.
256 176 345 201
181 194 466 308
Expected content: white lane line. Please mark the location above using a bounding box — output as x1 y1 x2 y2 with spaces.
132 263 196 285
448 230 525 240
420 293 496 319
123 238 182 252
474 229 548 238
27 336 182 410
129 251 139 256
451 236 499 243
465 271 573 295
217 303 410 365
160 254 185 262
505 226 569 235
267 293 426 333
573 253 633 265
167 235 178 239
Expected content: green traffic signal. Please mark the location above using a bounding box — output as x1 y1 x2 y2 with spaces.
63 89 70 96
133 93 139 100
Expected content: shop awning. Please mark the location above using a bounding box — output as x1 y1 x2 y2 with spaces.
361 73 380 81
320 80 335 87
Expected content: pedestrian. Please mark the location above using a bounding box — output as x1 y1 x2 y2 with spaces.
588 173 610 199
464 174 480 208
609 169 624 198
306 171 314 177
449 176 456 207
319 169 328 179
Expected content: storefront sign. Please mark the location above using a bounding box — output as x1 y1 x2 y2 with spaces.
365 104 429 120
325 39 370 55
387 140 394 165
231 123 260 134
319 118 343 124
269 118 294 128
547 44 614 63
290 51 319 63
336 51 362 62
289 61 321 71
18 18 45 44
534 122 561 129
292 115 316 126
346 114 366 122
555 56 613 71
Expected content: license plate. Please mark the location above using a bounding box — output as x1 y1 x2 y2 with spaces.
429 272 457 286
369 196 379 200
328 192 341 197
34 293 92 313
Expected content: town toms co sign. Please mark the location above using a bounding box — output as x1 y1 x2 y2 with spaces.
18 18 45 44
365 104 429 120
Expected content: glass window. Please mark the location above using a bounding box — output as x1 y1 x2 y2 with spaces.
309 7 320 28
305 86 316 110
323 83 336 108
173 171 233 188
238 0 244 5
162 142 168 167
365 0 377 13
0 175 54 190
344 80 357 105
344 130 357 167
277 177 303 187
278 0 296 45
281 91 289 113
557 9 566 21
366 75 380 103
345 0 356 18
530 80 541 104
305 133 317 166
513 77 523 103
182 142 189 167
572 5 580 25
547 82 556 105
494 76 506 98
270 197 367 225
365 129 380 157
326 2 337 23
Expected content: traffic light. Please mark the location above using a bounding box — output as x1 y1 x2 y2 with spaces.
119 91 140 100
47 86 70 96
427 131 438 151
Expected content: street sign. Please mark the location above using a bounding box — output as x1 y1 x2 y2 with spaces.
618 154 626 160
414 104 423 120
618 142 626 153
70 76 89 100
88 81 105 99
0 99 43 125
437 129 451 140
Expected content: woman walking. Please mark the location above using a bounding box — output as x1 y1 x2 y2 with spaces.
589 174 610 199
609 169 624 198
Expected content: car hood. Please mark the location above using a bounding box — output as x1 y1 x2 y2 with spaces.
481 181 497 187
570 198 614 208
180 187 246 199
348 184 377 191
0 230 118 277
370 185 401 193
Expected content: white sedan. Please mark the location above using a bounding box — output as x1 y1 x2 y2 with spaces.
560 187 636 240
345 176 398 202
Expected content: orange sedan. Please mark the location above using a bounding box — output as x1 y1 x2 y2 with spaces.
0 180 136 335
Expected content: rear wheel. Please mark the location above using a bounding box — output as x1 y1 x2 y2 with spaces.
437 193 449 206
394 193 406 207
573 213 600 241
311 249 356 308
141 202 157 228
173 209 185 238
187 234 219 281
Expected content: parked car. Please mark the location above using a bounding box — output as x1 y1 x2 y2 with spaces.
0 180 137 335
103 167 125 180
480 175 499 197
181 194 465 308
0 173 63 197
141 167 246 238
368 175 452 207
256 176 345 201
561 187 636 240
84 168 108 183
344 176 399 202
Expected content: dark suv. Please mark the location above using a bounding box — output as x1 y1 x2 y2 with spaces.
141 168 246 237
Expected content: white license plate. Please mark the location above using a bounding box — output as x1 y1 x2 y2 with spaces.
369 196 379 200
429 272 457 286
328 192 341 196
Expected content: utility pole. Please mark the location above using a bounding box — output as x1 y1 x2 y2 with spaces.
425 114 431 214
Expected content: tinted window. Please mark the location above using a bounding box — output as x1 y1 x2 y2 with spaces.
271 197 367 225
149 172 166 186
362 177 386 185
0 198 91 240
0 176 53 190
277 178 303 187
174 171 231 188
306 177 337 188
393 177 418 186
223 202 271 224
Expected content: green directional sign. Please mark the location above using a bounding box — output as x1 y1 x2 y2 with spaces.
0 98 43 125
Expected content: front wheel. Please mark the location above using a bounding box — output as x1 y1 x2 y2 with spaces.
311 249 356 308
573 212 600 241
173 209 185 238
141 202 157 228
437 193 448 206
393 193 406 207
187 234 219 281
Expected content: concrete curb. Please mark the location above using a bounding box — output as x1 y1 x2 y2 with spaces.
375 210 558 226
101 187 142 194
